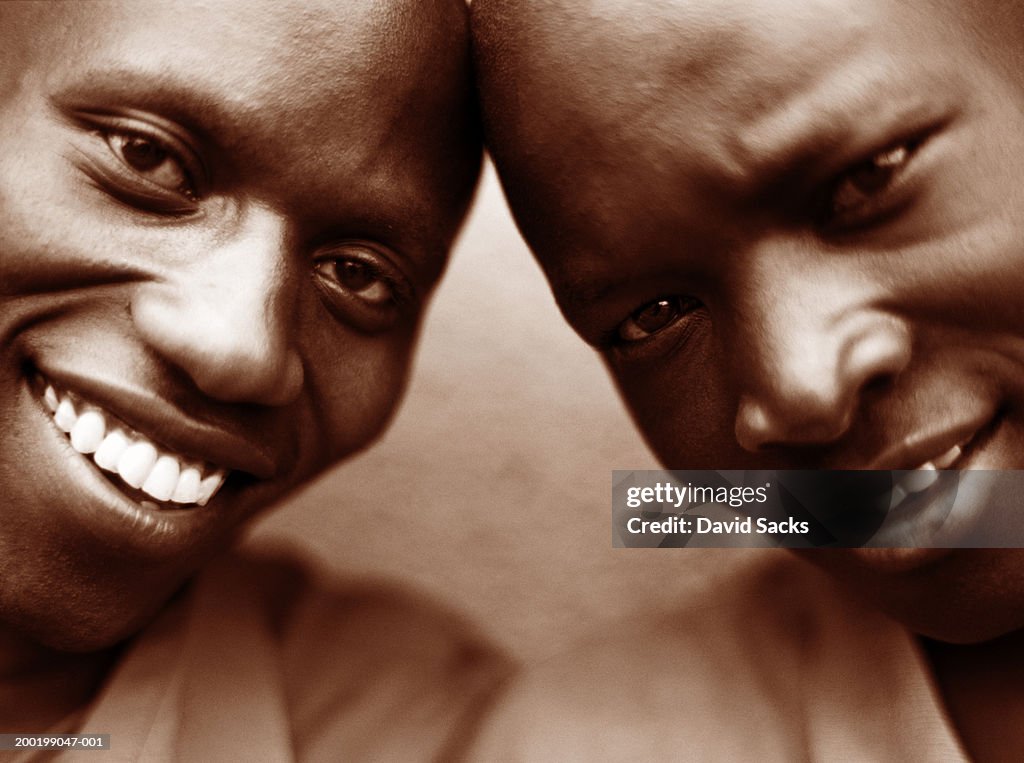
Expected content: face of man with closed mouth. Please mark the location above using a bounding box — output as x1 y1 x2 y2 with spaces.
0 0 478 650
475 0 1024 640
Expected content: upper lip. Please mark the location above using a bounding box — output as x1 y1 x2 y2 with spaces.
866 415 991 471
35 363 280 480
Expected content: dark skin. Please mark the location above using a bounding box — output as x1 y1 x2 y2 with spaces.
0 0 478 730
474 0 1024 757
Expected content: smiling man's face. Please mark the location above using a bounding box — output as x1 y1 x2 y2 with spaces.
0 0 478 650
474 0 1024 640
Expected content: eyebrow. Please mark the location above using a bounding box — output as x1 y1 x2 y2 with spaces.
555 264 674 336
48 67 449 277
729 59 961 195
557 69 964 319
49 67 241 153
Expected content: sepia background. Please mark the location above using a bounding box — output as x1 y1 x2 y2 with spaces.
248 164 755 663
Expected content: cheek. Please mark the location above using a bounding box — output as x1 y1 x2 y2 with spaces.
0 129 126 295
613 354 745 469
302 328 415 463
908 114 1024 326
0 162 64 290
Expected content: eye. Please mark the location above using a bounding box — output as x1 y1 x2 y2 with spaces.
823 141 917 227
618 296 701 342
67 110 205 214
313 244 414 333
105 131 196 200
314 257 394 306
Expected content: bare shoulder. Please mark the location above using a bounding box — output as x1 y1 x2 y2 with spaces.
466 552 852 761
214 547 515 761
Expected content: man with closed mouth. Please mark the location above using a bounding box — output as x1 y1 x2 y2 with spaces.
0 0 507 757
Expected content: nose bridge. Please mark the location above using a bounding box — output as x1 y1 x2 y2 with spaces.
745 268 845 405
132 204 305 406
731 242 910 451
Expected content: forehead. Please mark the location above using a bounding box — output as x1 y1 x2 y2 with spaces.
23 0 418 112
5 0 469 236
480 0 972 284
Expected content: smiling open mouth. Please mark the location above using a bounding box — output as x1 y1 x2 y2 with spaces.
872 412 1009 547
38 377 227 508
887 441 965 509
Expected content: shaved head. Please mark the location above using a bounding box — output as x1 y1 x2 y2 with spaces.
0 0 480 651
473 0 1024 280
472 0 1024 642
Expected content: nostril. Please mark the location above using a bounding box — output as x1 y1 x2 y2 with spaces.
735 310 911 453
131 285 304 407
167 334 304 407
735 391 854 453
860 374 896 401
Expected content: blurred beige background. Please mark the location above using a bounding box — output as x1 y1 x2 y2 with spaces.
249 164 749 663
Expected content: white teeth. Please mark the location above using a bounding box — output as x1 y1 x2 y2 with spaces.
171 466 202 504
889 458 948 511
142 455 180 502
54 397 77 432
899 463 940 494
118 442 158 489
94 429 130 471
888 485 908 511
70 410 106 454
43 385 59 413
932 444 963 470
891 441 965 507
43 380 229 507
196 470 226 507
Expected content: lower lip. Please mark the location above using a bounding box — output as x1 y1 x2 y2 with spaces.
25 373 234 560
847 415 1004 572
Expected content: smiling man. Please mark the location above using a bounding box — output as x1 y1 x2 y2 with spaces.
0 0 507 757
471 0 1024 759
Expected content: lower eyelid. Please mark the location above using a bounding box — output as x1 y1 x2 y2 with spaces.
66 146 200 216
316 248 415 303
609 308 710 360
819 129 941 231
821 165 919 234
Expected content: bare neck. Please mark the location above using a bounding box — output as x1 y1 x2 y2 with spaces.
925 630 1024 763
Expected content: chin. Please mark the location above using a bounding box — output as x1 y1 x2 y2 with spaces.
32 610 162 654
801 548 1024 645
876 596 1024 645
0 516 215 654
1 578 188 654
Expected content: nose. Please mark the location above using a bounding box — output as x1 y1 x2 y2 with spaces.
131 205 305 407
732 250 911 452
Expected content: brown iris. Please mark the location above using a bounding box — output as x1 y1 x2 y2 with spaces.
335 260 378 292
119 136 169 172
831 145 909 215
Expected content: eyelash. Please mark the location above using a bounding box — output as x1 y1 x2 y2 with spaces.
607 295 704 348
105 129 198 199
71 111 205 215
312 245 414 332
602 135 930 354
816 137 922 232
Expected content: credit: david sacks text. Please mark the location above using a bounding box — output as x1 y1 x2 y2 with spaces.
625 516 810 535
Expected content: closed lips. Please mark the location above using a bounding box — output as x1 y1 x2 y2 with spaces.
42 380 227 507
